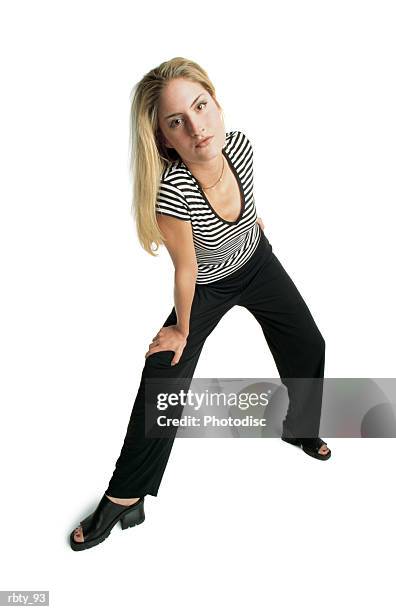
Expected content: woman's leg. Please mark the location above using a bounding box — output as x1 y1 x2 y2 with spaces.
106 281 243 497
73 287 238 542
237 250 327 444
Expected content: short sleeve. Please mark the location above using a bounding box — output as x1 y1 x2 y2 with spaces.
155 180 191 222
237 130 253 156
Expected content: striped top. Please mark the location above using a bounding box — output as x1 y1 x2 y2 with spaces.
155 130 261 284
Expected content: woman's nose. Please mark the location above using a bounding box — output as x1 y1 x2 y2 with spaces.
187 118 205 137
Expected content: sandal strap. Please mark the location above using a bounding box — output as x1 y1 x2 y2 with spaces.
301 437 327 451
79 495 132 542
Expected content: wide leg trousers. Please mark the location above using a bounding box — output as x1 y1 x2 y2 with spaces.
105 229 326 498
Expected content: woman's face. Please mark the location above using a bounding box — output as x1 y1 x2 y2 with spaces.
157 78 225 165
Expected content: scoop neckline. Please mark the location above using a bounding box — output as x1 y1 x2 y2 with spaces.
180 142 246 225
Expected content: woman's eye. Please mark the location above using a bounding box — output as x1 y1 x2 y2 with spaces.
169 102 207 128
170 117 184 129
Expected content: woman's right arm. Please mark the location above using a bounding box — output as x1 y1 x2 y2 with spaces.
144 214 198 365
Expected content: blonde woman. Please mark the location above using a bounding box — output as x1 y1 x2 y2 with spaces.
70 57 330 551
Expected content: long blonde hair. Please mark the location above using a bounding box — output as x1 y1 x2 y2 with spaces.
129 57 221 256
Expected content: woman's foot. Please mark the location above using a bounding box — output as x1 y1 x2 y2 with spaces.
281 434 332 461
73 495 140 543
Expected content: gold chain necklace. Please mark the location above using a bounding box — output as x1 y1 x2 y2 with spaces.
201 156 225 192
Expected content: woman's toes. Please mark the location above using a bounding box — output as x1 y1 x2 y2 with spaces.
74 527 84 543
320 445 329 454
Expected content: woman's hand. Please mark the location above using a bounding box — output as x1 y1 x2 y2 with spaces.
256 217 265 231
145 325 188 366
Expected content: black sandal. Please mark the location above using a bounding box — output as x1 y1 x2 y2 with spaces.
69 494 145 551
281 433 331 461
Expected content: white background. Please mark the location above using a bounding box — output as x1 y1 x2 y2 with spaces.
0 1 395 610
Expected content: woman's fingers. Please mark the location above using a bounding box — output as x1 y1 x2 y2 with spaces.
145 346 163 358
145 339 170 358
171 347 183 366
152 328 164 341
145 326 186 362
145 343 185 362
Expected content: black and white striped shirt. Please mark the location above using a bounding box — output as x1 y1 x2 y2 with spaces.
155 130 261 284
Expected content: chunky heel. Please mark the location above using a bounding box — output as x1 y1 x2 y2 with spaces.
70 495 145 551
120 499 145 530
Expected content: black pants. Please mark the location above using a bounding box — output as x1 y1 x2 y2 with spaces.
105 230 325 498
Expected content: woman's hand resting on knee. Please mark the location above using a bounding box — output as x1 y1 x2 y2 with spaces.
145 325 188 366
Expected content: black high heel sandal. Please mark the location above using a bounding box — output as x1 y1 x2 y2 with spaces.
281 428 331 461
69 494 145 551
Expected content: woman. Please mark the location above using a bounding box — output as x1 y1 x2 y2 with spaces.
70 57 330 552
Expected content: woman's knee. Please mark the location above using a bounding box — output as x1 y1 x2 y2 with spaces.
144 350 175 370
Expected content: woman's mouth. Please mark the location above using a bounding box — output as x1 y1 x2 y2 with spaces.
195 136 214 148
